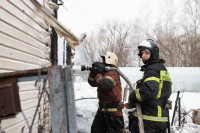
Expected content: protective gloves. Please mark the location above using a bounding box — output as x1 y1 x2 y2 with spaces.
136 79 142 88
92 62 105 74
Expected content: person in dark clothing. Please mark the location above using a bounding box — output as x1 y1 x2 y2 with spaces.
88 51 124 133
128 39 172 133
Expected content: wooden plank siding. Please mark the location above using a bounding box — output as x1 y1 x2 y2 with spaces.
0 0 52 132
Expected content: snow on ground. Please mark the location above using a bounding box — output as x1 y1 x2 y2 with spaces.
74 82 200 133
74 82 98 133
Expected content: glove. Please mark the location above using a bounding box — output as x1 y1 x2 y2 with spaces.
96 63 105 73
90 67 98 76
90 62 100 76
92 62 100 67
136 79 142 88
92 62 105 74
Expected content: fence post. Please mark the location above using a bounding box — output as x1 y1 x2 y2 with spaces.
48 66 68 133
171 91 180 126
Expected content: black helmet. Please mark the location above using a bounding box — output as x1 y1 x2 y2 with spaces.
138 39 159 60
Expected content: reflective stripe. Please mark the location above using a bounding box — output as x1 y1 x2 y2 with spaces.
156 70 171 99
99 108 118 112
88 76 95 81
135 89 143 101
158 106 162 117
156 80 163 99
160 70 171 82
144 77 160 83
96 76 102 85
133 112 168 122
105 76 116 86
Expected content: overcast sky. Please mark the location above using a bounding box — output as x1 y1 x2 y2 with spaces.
57 0 177 36
57 0 182 65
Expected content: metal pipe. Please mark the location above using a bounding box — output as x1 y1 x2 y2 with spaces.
123 85 128 102
171 91 180 126
29 80 47 133
75 97 98 101
0 68 48 79
178 97 181 127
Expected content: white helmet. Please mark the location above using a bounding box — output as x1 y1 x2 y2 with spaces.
138 39 159 60
100 52 118 66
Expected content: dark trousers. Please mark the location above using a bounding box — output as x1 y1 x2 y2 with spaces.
129 116 167 133
91 112 124 133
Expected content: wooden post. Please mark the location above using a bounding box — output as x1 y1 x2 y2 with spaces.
48 66 77 133
63 66 77 133
48 66 68 133
192 109 200 125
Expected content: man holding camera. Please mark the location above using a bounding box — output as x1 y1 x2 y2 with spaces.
88 51 124 133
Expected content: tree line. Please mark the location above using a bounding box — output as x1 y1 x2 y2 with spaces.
78 0 200 67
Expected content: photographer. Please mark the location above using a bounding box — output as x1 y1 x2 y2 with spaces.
88 52 124 133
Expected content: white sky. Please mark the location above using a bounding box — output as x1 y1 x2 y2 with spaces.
58 0 170 36
57 0 184 66
57 0 182 65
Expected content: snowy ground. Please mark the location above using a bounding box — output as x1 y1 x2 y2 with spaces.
74 82 200 133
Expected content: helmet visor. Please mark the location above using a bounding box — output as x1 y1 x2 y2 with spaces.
138 48 151 58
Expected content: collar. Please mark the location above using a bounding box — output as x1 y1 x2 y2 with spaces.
140 59 162 71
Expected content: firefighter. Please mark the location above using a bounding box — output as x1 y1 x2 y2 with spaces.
128 39 172 133
88 51 124 133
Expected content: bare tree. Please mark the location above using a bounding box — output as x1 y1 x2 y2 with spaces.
144 0 180 66
79 33 100 66
179 0 200 66
77 0 200 67
80 21 143 67
144 0 200 67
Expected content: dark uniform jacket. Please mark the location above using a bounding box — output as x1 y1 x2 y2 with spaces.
129 59 172 130
88 69 123 116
